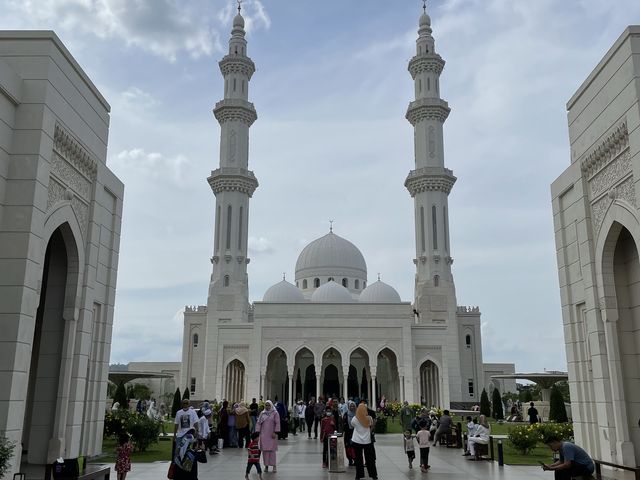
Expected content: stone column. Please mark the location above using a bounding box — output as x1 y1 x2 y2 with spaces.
288 373 294 409
342 367 349 400
260 373 265 400
316 373 321 400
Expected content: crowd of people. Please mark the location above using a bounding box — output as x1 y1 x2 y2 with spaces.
117 394 594 480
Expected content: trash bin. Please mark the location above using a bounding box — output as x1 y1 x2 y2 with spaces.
328 433 345 473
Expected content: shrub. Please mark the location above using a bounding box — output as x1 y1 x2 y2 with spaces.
171 388 182 418
549 385 568 423
480 389 491 417
374 415 387 433
492 387 504 420
113 381 128 410
127 413 161 452
182 387 190 400
0 434 15 479
508 424 539 455
535 422 573 442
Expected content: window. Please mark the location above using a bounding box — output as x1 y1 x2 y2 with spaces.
224 275 230 287
193 333 199 347
303 279 308 289
238 207 243 249
190 377 196 394
355 279 360 289
314 278 320 288
420 206 426 252
296 281 299 288
342 278 348 288
363 281 366 288
427 77 431 91
432 205 438 250
434 275 439 287
233 78 237 91
468 380 474 396
465 334 471 348
215 206 221 252
444 206 449 252
418 78 422 93
226 205 232 249
328 277 334 282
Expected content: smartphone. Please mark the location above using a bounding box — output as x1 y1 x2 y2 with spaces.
538 461 546 467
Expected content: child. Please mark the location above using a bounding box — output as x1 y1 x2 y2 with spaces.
403 430 416 469
246 431 263 480
115 432 132 480
320 408 336 468
416 420 431 472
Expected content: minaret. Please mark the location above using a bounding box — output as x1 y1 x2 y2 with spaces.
404 3 457 321
207 3 258 322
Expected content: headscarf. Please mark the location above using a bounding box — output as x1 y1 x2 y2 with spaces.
355 403 370 427
478 415 490 429
261 400 275 417
346 401 356 426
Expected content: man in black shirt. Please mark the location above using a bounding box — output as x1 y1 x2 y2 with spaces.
249 398 259 432
528 402 540 424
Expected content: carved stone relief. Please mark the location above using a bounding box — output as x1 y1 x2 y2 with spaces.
428 126 435 159
228 129 237 163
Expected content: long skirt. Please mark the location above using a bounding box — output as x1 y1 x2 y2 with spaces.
262 450 276 467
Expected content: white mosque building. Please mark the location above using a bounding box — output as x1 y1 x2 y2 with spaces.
179 5 515 409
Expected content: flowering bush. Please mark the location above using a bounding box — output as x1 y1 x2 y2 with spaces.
103 410 161 452
507 422 574 455
508 424 540 454
0 435 15 479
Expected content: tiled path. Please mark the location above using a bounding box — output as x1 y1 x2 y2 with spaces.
106 433 554 480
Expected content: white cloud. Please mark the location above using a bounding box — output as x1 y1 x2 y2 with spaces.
3 0 221 61
112 148 191 186
248 236 274 254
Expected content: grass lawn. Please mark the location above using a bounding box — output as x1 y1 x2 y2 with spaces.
93 436 173 464
381 416 555 466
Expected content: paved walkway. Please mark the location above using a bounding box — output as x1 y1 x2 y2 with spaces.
111 433 554 480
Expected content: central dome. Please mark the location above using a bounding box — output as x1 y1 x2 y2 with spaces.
295 231 367 278
295 230 368 297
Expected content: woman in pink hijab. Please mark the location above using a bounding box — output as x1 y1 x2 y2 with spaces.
255 400 281 472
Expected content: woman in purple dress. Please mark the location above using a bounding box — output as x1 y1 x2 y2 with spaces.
255 400 281 472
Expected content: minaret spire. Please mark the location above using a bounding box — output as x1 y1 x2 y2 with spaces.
206 6 259 322
404 5 457 320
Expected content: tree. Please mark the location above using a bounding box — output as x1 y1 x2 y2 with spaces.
549 384 568 423
480 388 491 417
172 388 182 418
113 380 128 410
492 387 504 420
130 383 152 400
182 386 190 400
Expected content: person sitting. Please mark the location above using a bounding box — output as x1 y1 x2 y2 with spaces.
541 435 595 480
433 410 452 446
467 415 490 460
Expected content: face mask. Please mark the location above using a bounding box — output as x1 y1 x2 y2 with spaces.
326 412 332 417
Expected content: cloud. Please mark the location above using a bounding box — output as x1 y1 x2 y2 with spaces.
120 87 159 110
248 236 274 254
3 0 221 61
112 148 191 187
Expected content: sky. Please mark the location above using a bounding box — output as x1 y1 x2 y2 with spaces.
3 0 640 372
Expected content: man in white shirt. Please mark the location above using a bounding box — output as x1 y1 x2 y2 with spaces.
174 399 199 438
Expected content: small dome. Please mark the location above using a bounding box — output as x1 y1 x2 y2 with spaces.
359 280 402 303
419 12 431 27
263 280 305 303
233 13 245 28
295 231 367 280
311 280 355 303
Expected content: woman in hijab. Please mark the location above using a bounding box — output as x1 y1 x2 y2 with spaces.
256 400 281 472
467 414 491 461
235 402 251 448
217 400 229 448
342 401 357 466
350 402 378 480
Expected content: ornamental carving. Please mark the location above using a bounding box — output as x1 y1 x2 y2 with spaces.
591 196 610 234
589 149 631 197
406 98 450 125
408 53 445 79
208 167 259 197
617 176 637 206
51 152 91 200
53 123 97 181
214 99 257 126
47 178 67 209
219 55 256 79
404 167 456 196
428 126 435 159
581 121 628 177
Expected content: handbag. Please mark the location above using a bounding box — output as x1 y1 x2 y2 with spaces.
167 462 176 479
195 449 207 463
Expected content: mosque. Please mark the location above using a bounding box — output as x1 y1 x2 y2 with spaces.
179 5 516 409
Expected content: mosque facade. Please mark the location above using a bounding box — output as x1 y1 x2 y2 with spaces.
551 26 640 466
180 7 515 409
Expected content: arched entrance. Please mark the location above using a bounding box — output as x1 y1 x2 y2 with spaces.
377 348 400 402
321 348 342 400
225 360 245 402
419 360 440 407
23 225 79 464
265 348 288 403
348 348 369 399
293 348 315 402
612 227 640 452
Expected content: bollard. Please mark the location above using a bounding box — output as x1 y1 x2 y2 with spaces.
497 440 504 467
